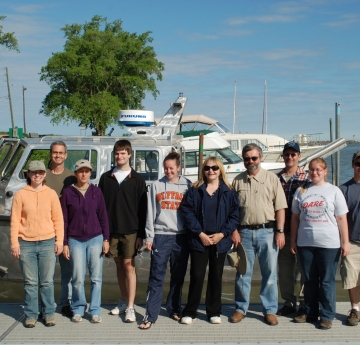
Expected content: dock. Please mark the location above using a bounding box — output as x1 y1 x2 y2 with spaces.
0 302 358 344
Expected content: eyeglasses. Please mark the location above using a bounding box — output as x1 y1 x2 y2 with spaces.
244 156 259 162
283 152 297 158
204 165 219 172
354 162 360 167
51 151 66 156
309 169 324 173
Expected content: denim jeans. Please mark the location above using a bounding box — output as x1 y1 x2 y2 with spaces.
19 238 56 320
297 246 340 321
69 235 103 316
235 227 279 315
58 253 72 306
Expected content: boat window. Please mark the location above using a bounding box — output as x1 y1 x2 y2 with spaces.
184 148 241 168
216 122 231 133
2 145 25 180
135 150 159 181
240 139 268 150
230 140 239 151
0 142 14 174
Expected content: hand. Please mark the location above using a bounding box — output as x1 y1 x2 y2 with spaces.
145 241 153 251
55 244 63 256
63 245 70 260
231 230 241 248
135 237 144 250
102 241 110 255
199 232 213 246
341 242 350 257
275 232 285 249
208 233 224 245
11 247 20 259
290 242 297 254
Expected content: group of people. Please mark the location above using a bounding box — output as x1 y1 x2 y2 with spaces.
9 138 360 331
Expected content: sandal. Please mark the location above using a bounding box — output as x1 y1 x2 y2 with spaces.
171 313 181 321
139 320 154 330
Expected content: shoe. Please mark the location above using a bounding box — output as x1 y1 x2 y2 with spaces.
110 300 127 315
293 314 318 323
125 307 136 322
61 305 73 317
44 316 56 327
139 320 154 329
320 319 332 330
295 307 306 317
264 314 278 326
180 316 193 324
230 311 246 323
276 305 296 316
72 314 83 323
347 309 360 326
91 315 102 323
209 316 221 324
24 318 37 328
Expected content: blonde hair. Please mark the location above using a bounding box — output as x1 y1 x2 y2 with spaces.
192 156 232 189
300 157 327 194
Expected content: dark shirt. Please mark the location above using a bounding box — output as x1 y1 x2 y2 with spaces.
203 189 218 233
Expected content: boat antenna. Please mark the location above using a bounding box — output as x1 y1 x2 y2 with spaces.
232 81 238 134
262 80 267 134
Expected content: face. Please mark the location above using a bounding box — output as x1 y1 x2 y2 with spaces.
164 159 180 182
114 149 131 167
283 148 301 169
50 144 67 165
75 168 91 184
352 158 360 178
309 162 327 184
243 149 261 172
29 170 46 186
204 160 220 182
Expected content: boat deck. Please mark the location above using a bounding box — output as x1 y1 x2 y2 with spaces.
0 302 357 344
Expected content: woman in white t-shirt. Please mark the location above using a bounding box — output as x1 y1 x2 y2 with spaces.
290 158 350 330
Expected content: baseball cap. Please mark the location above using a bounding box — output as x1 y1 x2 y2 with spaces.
74 159 92 171
352 150 360 162
283 141 301 153
28 160 46 172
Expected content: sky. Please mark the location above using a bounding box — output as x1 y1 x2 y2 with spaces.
0 0 359 141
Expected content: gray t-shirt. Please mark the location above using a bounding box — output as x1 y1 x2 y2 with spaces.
292 182 348 248
340 179 360 244
46 167 77 198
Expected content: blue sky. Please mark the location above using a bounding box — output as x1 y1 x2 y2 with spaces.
0 0 359 140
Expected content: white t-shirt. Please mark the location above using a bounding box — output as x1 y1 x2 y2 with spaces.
113 168 131 184
292 182 348 248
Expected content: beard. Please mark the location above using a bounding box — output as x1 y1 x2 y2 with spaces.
246 162 261 172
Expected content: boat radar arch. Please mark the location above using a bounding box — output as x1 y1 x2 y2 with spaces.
118 110 155 127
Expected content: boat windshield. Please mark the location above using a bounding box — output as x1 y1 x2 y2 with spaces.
184 148 242 168
213 122 231 134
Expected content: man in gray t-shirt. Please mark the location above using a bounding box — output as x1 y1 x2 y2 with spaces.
340 150 360 326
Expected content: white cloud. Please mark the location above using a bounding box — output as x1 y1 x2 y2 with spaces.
225 14 298 26
323 13 360 27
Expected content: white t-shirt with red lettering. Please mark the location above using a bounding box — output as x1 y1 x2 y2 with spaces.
292 182 348 248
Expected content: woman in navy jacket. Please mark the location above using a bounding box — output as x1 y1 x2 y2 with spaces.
180 157 239 325
61 160 109 324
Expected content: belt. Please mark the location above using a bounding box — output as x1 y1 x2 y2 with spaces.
240 221 276 230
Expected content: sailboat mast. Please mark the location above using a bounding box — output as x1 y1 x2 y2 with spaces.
233 81 237 134
262 80 267 134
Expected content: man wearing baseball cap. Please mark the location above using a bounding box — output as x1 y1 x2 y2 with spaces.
276 142 310 317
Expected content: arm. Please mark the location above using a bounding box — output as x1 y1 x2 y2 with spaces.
145 183 157 251
275 208 285 249
336 214 350 257
137 177 147 242
10 193 22 252
51 192 64 256
96 187 110 254
290 213 300 254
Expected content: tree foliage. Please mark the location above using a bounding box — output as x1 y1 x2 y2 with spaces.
0 15 19 52
39 15 164 136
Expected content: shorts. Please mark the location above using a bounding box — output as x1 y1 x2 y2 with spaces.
340 241 360 289
107 233 138 259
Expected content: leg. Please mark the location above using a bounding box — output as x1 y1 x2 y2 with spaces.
69 238 87 316
234 229 256 314
58 254 72 306
166 234 189 317
296 254 306 309
18 240 39 320
114 257 128 303
182 248 209 319
348 287 360 307
87 235 104 317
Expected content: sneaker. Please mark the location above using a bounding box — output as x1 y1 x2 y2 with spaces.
91 315 102 323
276 305 296 316
125 307 136 322
110 300 127 315
294 314 318 323
320 319 332 330
72 314 83 323
180 316 193 324
24 318 37 328
44 316 56 327
209 316 221 324
61 305 73 317
347 309 360 326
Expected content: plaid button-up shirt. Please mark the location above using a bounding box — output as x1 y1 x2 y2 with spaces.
277 167 311 233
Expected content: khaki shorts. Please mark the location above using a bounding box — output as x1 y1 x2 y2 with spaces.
107 233 137 259
340 241 360 289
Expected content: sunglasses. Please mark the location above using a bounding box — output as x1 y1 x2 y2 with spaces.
204 165 220 172
244 156 259 162
354 162 360 167
283 152 297 158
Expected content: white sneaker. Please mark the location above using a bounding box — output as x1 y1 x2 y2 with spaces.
210 316 221 324
110 300 127 315
181 316 193 324
72 314 82 323
125 307 136 322
91 315 102 323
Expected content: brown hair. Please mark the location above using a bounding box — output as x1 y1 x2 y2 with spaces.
163 151 181 167
193 156 232 189
113 139 132 155
300 157 327 194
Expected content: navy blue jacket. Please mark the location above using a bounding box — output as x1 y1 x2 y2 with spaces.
181 181 239 254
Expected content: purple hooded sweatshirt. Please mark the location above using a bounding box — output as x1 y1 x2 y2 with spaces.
60 184 109 245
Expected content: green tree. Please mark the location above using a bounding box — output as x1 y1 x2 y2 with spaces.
0 15 19 52
40 15 164 136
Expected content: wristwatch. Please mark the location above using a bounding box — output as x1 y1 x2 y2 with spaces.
276 229 284 233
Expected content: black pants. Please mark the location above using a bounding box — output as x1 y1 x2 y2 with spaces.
182 246 226 319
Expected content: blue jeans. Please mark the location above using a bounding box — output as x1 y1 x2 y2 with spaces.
297 246 340 321
58 253 72 306
19 238 56 320
235 227 279 315
69 235 103 316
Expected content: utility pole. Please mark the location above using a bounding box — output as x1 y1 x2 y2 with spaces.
22 86 27 134
6 67 15 133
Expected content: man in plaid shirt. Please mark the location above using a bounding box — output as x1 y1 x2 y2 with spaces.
276 142 311 317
